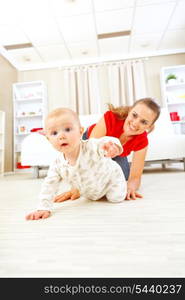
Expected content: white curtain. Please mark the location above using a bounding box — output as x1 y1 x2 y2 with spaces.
62 59 147 114
63 66 101 114
107 60 147 106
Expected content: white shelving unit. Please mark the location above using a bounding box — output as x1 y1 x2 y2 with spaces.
160 64 185 134
0 111 5 175
13 80 48 171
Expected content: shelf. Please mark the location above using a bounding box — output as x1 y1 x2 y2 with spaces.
15 133 30 136
16 114 42 119
13 81 48 171
166 82 185 89
161 64 185 135
167 101 185 105
172 120 185 124
14 97 43 102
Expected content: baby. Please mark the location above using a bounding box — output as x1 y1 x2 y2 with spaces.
26 108 127 220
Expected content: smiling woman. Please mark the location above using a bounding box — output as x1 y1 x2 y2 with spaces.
82 98 161 200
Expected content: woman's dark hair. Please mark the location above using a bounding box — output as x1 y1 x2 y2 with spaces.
108 97 161 124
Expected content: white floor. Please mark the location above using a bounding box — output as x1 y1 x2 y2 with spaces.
0 164 185 278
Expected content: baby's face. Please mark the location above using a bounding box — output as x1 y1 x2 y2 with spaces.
45 112 83 155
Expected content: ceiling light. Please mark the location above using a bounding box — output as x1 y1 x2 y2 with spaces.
98 30 131 39
4 43 33 50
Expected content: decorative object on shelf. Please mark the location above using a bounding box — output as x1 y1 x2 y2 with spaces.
16 162 31 169
30 127 43 133
18 125 27 134
170 112 180 121
166 73 177 84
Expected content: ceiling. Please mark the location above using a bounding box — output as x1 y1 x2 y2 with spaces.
0 0 185 71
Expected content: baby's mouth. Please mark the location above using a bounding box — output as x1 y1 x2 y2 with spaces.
61 143 68 147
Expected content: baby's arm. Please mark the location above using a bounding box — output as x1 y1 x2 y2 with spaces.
25 158 61 221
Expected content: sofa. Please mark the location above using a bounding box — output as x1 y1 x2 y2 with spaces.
21 108 185 177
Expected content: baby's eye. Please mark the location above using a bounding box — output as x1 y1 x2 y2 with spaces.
65 127 71 132
51 131 58 136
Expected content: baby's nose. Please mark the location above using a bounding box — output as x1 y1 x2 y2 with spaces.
58 131 66 139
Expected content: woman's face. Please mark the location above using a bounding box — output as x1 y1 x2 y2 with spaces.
123 103 157 136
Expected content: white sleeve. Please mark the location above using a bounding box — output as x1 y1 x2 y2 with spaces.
37 159 61 211
97 136 123 156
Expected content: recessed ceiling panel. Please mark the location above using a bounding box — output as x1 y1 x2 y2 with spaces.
23 19 63 46
93 0 134 12
133 3 176 34
67 40 98 58
95 8 133 34
168 1 185 30
37 44 71 61
137 0 175 5
0 25 29 45
159 29 185 50
57 14 96 42
50 0 92 17
99 36 129 56
7 47 43 65
130 33 162 53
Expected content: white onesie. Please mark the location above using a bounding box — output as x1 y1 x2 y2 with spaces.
37 137 126 211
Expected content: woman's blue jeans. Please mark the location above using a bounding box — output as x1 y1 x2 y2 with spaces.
82 130 130 180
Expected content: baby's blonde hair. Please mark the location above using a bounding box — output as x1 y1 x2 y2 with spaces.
45 107 81 129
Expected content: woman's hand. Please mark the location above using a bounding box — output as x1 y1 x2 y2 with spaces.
125 189 143 200
125 178 143 200
26 210 51 220
54 188 80 203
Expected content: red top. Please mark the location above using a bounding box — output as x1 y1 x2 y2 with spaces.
87 111 148 157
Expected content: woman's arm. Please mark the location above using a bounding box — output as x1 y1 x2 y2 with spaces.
126 147 148 200
89 116 107 138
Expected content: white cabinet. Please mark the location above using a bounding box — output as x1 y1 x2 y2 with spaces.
13 81 48 171
160 65 185 134
0 111 5 175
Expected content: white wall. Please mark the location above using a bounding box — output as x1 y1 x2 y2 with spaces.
18 53 185 112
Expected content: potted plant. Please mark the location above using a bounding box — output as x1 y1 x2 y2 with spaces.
166 73 177 84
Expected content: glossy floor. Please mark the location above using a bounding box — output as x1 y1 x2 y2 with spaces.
0 165 185 277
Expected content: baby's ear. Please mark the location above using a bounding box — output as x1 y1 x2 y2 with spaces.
80 127 84 135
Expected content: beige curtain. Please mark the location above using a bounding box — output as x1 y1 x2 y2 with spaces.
62 59 147 114
107 60 147 106
63 66 101 114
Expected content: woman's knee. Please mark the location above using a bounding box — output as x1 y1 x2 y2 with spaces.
112 156 130 180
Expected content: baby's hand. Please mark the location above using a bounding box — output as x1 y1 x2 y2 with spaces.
26 210 51 220
54 188 80 202
101 141 121 158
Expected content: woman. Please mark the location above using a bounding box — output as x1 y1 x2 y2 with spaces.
83 97 160 200
54 98 160 202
